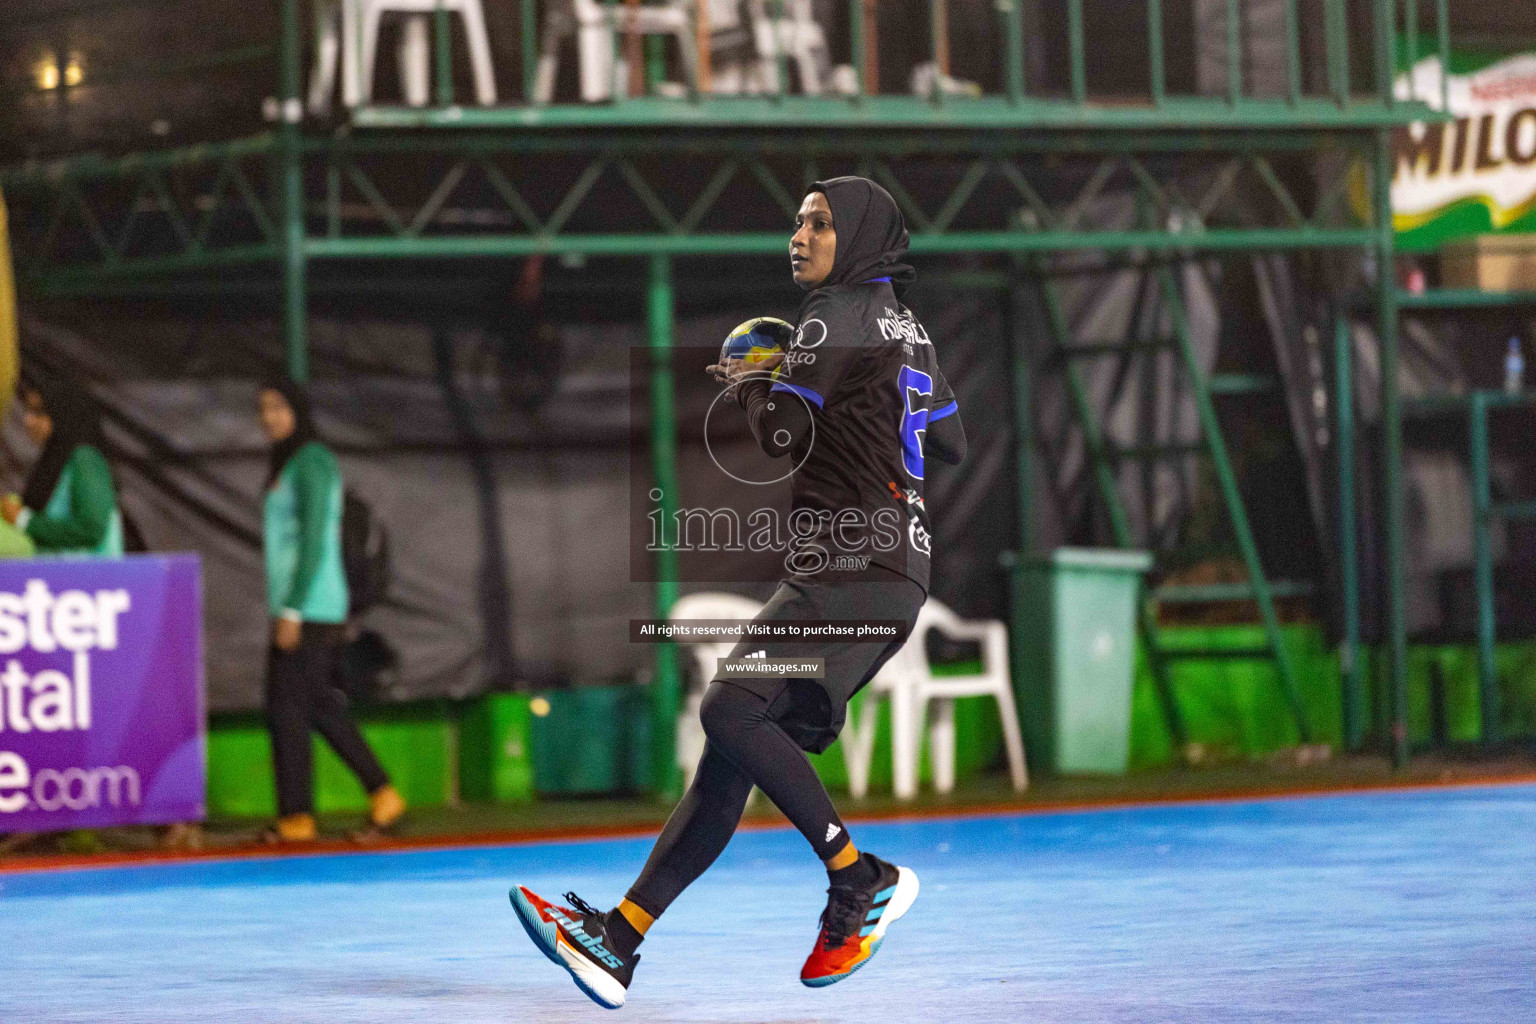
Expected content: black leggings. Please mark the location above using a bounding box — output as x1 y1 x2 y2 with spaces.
266 629 390 817
624 679 851 919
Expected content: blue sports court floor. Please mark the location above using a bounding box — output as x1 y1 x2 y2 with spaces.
3 783 1533 1023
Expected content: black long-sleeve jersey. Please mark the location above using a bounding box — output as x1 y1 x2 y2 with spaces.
738 278 965 592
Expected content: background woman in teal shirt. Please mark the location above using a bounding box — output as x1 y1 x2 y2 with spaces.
1 377 122 555
258 377 403 844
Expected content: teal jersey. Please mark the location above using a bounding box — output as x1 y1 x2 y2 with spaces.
264 440 349 622
28 444 123 557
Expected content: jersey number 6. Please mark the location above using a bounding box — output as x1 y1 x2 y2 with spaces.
898 365 933 481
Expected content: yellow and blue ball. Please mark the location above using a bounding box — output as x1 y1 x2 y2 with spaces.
720 316 795 367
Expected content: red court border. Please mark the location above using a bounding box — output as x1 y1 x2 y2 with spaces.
3 771 1534 878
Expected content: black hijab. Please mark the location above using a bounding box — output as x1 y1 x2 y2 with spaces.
807 176 917 297
20 375 104 512
261 376 319 487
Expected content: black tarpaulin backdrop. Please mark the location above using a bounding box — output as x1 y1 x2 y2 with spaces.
10 266 1018 713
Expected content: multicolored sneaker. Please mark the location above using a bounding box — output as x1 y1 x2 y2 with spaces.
800 853 919 987
509 886 637 1009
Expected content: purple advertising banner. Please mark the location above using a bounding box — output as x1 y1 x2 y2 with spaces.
0 554 204 832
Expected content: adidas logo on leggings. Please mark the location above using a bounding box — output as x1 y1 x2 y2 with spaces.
825 824 841 843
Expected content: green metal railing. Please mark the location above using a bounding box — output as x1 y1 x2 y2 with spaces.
281 0 1446 122
562 0 1413 109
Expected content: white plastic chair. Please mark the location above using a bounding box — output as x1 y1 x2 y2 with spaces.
668 592 763 787
534 0 699 103
309 0 496 113
745 0 829 95
842 599 1028 800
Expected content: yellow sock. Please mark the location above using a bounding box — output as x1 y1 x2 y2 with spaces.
616 898 654 937
824 840 859 873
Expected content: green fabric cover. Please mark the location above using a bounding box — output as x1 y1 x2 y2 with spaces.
459 693 536 803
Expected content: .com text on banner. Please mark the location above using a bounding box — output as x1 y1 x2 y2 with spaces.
0 554 204 832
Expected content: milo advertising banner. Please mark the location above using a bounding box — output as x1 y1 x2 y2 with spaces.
0 555 204 832
1392 50 1536 251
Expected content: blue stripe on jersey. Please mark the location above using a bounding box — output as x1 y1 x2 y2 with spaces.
770 381 825 409
929 401 959 422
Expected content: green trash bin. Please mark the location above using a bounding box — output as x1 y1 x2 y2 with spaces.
1013 548 1152 775
459 693 536 804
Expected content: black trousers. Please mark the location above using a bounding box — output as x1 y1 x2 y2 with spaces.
625 568 924 919
266 626 390 817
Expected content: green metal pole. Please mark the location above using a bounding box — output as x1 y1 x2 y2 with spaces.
1335 311 1362 750
1470 393 1500 744
1006 275 1033 724
1010 277 1033 558
435 3 454 106
1148 0 1165 107
1067 0 1085 104
1327 0 1350 107
646 36 665 95
1373 0 1395 105
1225 0 1242 105
928 0 945 105
1002 0 1024 104
851 0 866 103
772 0 789 102
522 0 538 102
1284 0 1301 106
606 0 622 101
1373 130 1408 768
648 252 682 800
280 0 307 382
1404 0 1419 102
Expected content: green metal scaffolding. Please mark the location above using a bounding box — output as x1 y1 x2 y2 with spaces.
1 0 1446 783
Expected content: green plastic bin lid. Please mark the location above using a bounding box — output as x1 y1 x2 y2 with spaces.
1023 547 1152 572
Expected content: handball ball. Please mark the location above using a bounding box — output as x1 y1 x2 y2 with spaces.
720 316 794 366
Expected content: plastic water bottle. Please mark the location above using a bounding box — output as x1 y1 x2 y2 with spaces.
1506 337 1525 395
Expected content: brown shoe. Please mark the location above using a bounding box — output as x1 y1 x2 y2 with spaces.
368 784 406 830
262 813 317 845
350 785 406 843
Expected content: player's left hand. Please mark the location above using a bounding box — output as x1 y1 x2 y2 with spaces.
273 616 303 652
707 354 784 386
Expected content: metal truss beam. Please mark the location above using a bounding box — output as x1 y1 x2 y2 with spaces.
6 136 1382 290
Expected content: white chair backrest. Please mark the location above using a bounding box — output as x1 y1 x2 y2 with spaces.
669 592 763 679
708 0 744 31
669 591 762 623
892 598 993 686
913 598 965 641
